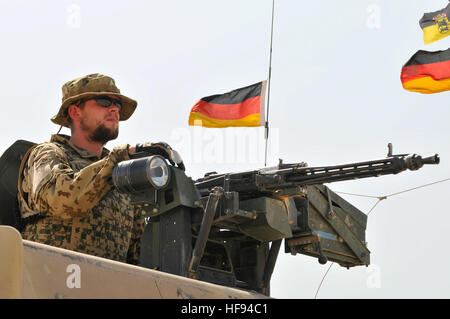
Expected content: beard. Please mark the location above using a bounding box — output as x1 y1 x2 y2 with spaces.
81 119 119 144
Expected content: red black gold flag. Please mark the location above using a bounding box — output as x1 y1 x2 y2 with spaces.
188 81 267 128
420 2 450 45
401 48 450 94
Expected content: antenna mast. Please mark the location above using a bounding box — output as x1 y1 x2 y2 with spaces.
264 0 275 167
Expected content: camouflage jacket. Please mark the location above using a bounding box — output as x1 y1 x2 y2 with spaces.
19 134 145 265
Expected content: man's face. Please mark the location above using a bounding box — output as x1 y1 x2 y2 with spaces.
77 95 121 144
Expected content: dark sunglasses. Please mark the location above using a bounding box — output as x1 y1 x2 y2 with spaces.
79 96 122 111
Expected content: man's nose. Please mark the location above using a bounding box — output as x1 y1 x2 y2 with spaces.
108 105 120 118
109 104 120 112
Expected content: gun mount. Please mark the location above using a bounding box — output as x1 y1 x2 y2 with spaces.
109 144 440 296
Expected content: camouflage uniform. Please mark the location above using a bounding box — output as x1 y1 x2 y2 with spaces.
19 134 145 265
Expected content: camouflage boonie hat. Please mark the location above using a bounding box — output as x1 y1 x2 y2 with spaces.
51 73 138 128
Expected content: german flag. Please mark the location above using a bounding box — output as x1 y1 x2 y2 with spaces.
420 3 450 45
401 48 450 94
188 81 267 128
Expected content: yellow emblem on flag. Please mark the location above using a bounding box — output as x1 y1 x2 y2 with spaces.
435 13 450 33
420 4 450 44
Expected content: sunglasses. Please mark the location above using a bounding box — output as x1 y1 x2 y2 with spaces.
79 96 122 112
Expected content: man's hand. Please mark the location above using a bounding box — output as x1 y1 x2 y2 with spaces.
133 142 185 171
128 145 137 155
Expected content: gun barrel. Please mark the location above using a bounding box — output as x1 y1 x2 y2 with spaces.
422 154 440 165
195 152 440 196
404 153 440 170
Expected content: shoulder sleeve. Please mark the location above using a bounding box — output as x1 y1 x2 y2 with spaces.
24 142 130 219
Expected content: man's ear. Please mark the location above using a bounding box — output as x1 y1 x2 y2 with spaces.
67 104 82 122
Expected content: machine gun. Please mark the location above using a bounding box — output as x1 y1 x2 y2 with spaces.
112 144 439 296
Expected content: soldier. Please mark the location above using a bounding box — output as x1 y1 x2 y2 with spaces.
18 73 146 265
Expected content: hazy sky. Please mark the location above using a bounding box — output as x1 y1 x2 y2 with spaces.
0 0 449 298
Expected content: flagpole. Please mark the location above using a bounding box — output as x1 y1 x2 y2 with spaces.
264 0 275 167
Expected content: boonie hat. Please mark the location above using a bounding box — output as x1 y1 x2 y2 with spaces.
51 73 137 128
